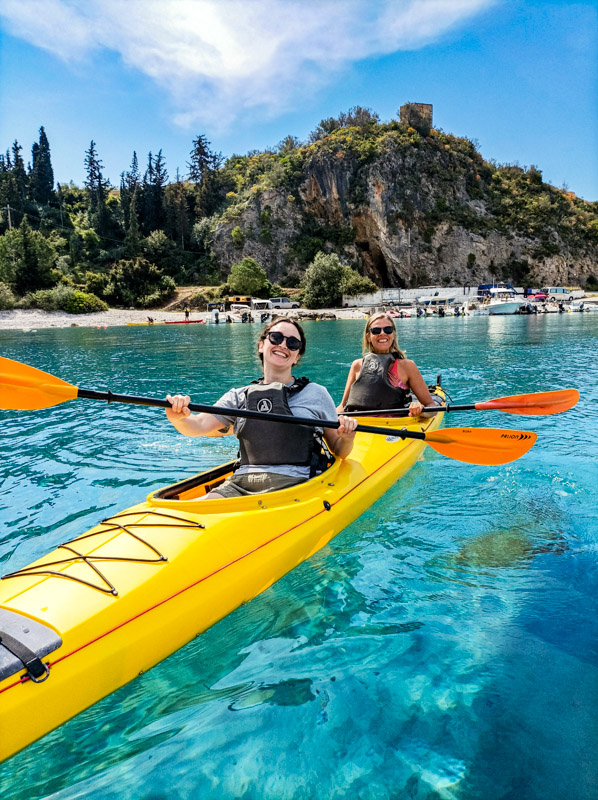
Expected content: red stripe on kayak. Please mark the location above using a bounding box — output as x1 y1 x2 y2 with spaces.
5 419 434 689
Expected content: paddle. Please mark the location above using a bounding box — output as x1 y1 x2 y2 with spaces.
347 389 579 417
0 357 536 465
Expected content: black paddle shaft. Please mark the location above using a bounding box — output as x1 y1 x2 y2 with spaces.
349 402 470 417
76 387 427 441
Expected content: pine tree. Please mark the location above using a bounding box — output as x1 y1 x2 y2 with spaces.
30 126 55 205
187 134 218 184
84 140 109 212
187 135 224 217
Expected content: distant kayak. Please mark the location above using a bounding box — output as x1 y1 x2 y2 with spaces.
126 320 206 326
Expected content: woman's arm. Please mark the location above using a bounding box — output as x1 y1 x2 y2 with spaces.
337 359 363 411
403 362 439 416
165 394 231 437
323 415 358 458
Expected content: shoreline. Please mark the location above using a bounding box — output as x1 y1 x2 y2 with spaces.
0 307 368 331
2 299 596 331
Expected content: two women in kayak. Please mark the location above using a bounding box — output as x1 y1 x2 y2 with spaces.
166 313 439 498
166 317 358 499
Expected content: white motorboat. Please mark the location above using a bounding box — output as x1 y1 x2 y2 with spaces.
483 287 524 315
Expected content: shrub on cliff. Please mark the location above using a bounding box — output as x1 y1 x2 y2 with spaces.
301 252 374 308
228 257 269 295
301 252 345 308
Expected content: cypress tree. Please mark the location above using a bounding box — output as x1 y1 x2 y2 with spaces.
121 151 140 231
164 176 190 248
30 127 55 205
125 187 141 256
11 141 27 206
140 151 154 234
141 150 168 233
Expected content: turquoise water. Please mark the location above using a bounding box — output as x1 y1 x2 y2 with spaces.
1 316 597 799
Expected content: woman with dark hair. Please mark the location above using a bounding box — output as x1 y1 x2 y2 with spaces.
338 311 436 415
166 317 357 499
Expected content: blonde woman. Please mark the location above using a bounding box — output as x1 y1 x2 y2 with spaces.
338 312 436 415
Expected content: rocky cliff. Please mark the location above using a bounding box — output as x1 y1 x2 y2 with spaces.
209 123 598 289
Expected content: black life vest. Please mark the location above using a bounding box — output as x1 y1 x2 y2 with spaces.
238 378 322 468
345 353 411 412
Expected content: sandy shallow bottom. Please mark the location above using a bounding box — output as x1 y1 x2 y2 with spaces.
0 307 369 331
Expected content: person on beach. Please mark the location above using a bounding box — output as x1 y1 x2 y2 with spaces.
184 306 190 321
338 312 438 415
166 317 358 499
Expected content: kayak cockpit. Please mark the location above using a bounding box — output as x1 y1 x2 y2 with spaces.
153 460 238 501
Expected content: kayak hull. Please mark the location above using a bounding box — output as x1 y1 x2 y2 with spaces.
0 403 444 761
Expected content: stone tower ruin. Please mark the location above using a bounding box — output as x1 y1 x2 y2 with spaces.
399 103 433 136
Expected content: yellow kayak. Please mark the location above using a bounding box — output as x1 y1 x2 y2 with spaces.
0 401 444 762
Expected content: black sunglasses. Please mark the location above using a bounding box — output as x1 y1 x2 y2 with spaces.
370 326 394 335
267 331 302 351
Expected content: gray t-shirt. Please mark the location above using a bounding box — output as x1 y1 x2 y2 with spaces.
213 380 338 478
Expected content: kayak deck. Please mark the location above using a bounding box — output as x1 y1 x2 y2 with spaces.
0 400 444 761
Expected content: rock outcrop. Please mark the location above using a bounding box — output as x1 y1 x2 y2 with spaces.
209 127 597 289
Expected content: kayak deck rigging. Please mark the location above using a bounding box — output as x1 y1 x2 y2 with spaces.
1 509 205 596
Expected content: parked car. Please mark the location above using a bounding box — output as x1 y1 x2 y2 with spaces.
541 287 579 302
270 297 300 309
528 293 548 301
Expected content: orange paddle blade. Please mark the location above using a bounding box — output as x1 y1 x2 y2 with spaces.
0 356 78 410
425 428 537 465
475 389 579 415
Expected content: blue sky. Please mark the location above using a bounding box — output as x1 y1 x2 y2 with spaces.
1 0 596 200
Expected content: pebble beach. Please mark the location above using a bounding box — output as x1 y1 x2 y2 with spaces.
0 307 368 331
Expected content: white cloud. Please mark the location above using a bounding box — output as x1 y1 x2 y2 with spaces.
0 0 495 127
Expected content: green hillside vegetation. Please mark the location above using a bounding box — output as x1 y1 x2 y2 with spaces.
1 115 596 311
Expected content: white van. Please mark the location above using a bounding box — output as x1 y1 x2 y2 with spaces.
541 287 585 302
270 297 300 309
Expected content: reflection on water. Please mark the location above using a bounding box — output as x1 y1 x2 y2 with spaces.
1 317 597 799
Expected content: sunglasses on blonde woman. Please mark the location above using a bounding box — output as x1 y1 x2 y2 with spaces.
370 326 394 335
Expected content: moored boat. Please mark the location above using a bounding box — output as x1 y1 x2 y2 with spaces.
485 288 524 315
